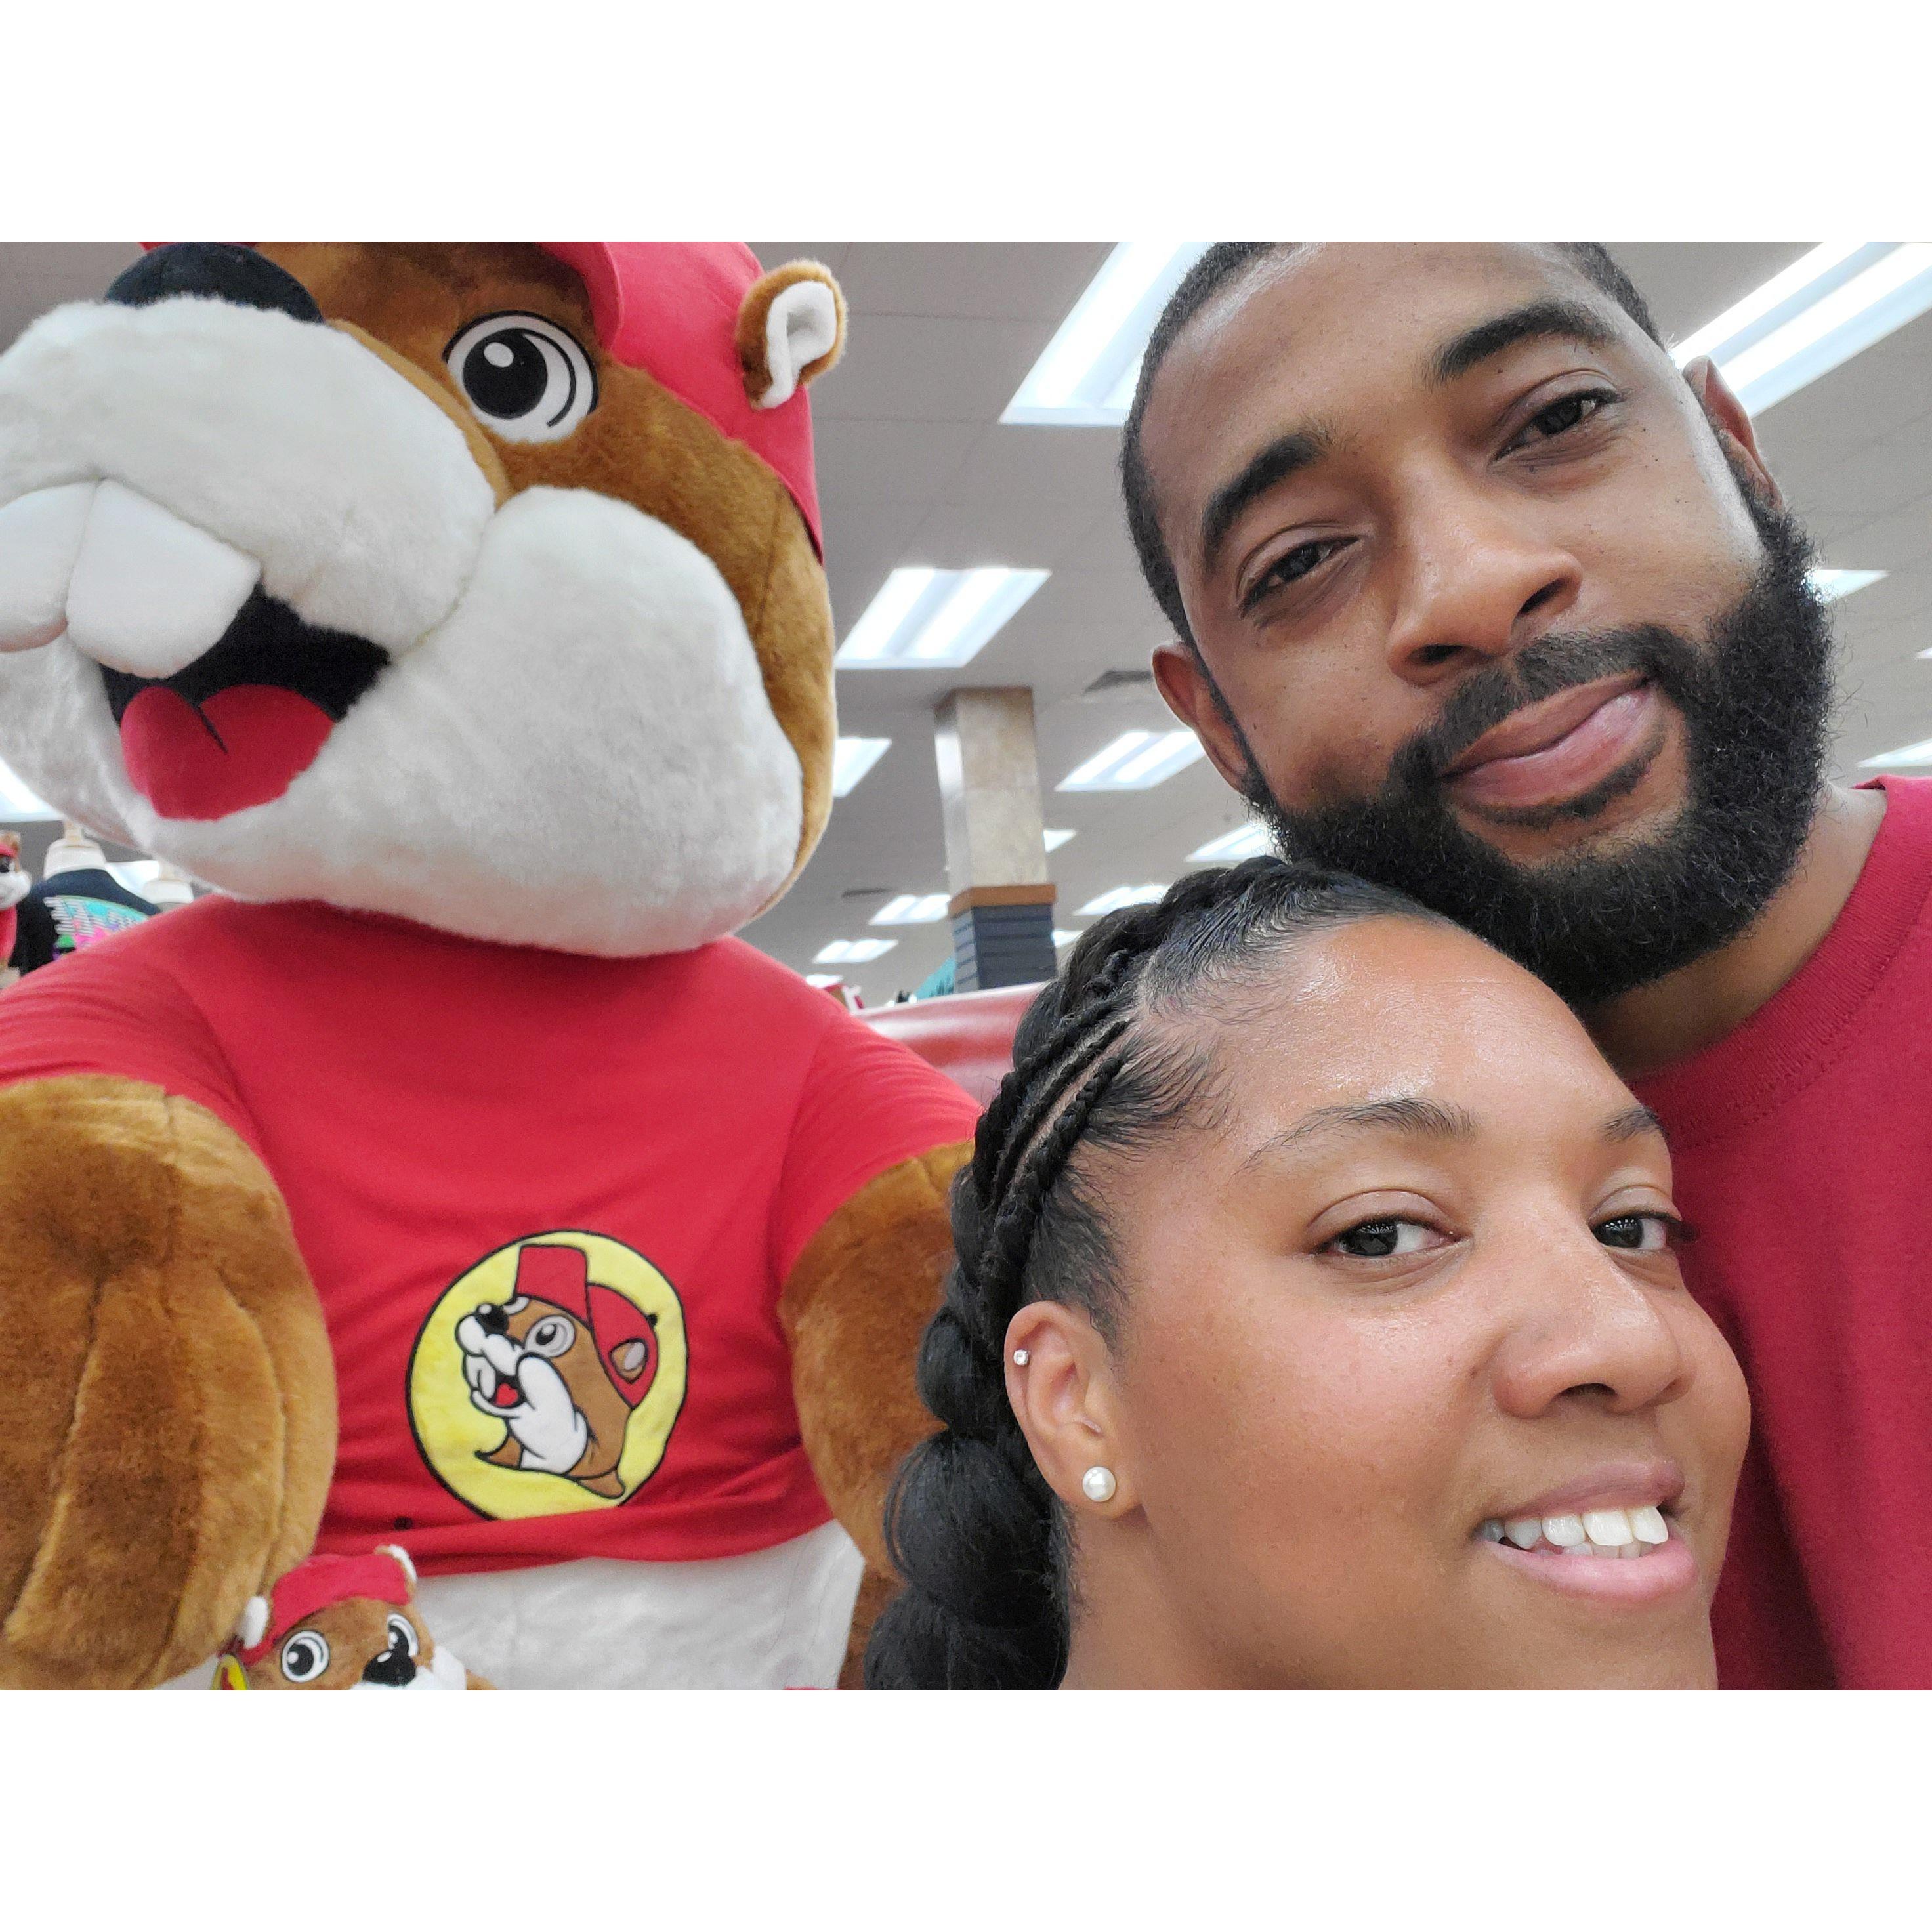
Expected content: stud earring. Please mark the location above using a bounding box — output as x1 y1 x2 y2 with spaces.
1011 1349 1030 1366
1081 1465 1117 1504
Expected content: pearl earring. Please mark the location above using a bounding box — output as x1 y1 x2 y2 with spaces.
1011 1349 1030 1366
1081 1465 1117 1504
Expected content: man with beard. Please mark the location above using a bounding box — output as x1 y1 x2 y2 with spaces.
1125 242 1923 1689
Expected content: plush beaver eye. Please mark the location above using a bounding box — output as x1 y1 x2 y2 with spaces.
280 1630 330 1683
444 312 597 442
526 1315 576 1358
387 1613 420 1658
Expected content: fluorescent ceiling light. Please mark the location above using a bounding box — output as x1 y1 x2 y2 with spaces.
1003 243 1209 426
1078 883 1169 917
805 973 842 988
835 566 1049 669
1674 243 1932 413
1188 824 1272 863
814 937 898 965
1860 737 1932 769
1053 928 1082 946
831 736 891 797
0 754 54 819
1809 567 1886 603
870 892 951 926
1059 728 1206 792
1043 827 1076 852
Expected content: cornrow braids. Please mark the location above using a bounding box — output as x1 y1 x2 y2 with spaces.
865 856 1442 1689
1119 242 1667 647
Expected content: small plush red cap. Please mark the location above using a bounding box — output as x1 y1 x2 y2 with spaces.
234 1548 413 1667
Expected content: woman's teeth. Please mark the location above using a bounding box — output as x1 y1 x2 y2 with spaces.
1477 1505 1670 1557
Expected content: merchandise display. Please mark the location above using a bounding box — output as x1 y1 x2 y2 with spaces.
0 242 980 1689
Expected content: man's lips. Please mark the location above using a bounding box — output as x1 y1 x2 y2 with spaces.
1442 673 1658 812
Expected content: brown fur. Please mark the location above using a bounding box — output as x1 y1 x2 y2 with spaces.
257 243 841 879
0 1077 334 1689
780 1142 972 1574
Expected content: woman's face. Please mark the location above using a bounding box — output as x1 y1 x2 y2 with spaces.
1028 915 1748 1689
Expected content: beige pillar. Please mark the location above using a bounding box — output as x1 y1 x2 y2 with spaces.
933 686 1056 990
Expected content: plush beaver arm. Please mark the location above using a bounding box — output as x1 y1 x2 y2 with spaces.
781 1141 970 1679
0 1076 335 1689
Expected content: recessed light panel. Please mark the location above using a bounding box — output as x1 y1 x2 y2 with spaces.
835 566 1049 670
1078 883 1169 917
870 893 952 926
1003 243 1208 427
1809 567 1886 603
1188 824 1272 862
814 937 899 965
1059 729 1205 793
1675 243 1932 413
1043 828 1077 852
830 737 891 798
1053 928 1082 946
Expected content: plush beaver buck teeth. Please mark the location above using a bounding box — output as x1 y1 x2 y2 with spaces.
1476 1505 1671 1558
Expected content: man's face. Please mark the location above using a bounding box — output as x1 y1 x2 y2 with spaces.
1143 244 1832 1003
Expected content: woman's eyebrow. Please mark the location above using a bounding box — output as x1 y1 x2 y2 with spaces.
1601 1102 1668 1146
1237 1094 1477 1171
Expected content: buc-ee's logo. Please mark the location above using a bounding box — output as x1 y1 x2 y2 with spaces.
408 1233 688 1518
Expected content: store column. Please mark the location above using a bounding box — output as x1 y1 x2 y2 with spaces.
933 686 1057 990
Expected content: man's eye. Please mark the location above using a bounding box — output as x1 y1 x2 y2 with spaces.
1594 1212 1679 1252
1244 539 1343 611
1517 388 1614 446
1324 1217 1438 1259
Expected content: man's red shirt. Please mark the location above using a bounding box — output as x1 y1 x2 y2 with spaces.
1634 775 1932 1687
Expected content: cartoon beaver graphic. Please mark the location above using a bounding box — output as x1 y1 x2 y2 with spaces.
0 243 980 1689
458 1244 659 1498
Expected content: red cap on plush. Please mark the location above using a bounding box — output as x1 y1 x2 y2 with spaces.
511 1242 659 1410
233 1546 415 1667
143 241 826 551
539 243 823 550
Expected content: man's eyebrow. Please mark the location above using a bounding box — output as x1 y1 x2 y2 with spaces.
1198 425 1332 576
1425 298 1619 388
1237 1094 1477 1172
1601 1103 1668 1146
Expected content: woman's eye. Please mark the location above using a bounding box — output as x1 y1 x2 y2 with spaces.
1325 1217 1439 1259
444 312 597 442
1595 1212 1675 1252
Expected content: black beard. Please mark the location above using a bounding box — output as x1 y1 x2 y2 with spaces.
1244 490 1836 1009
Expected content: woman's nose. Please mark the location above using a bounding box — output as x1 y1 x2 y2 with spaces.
1490 1234 1694 1421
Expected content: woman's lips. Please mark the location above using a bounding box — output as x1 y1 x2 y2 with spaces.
1443 673 1660 813
1479 1523 1698 1606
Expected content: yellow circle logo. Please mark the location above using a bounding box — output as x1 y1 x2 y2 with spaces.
407 1232 688 1519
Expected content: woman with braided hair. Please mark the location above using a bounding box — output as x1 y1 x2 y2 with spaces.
866 858 1750 1689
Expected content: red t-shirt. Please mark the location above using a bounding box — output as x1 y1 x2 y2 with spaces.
0 897 979 1574
1633 776 1932 1687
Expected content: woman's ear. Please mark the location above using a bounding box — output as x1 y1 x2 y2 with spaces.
738 261 846 410
1004 1302 1136 1519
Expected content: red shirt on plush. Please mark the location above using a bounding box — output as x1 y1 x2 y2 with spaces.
0 898 980 1573
1632 776 1932 1687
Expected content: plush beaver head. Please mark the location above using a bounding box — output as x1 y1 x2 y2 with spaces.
0 242 847 955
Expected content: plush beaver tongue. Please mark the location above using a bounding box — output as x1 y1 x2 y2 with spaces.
100 587 390 822
119 686 336 820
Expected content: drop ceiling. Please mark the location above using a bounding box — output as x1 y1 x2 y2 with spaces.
3 242 1928 1001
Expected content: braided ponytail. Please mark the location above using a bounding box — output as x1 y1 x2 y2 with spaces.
866 856 1440 1689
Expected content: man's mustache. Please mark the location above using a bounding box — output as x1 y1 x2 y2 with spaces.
1388 625 1705 796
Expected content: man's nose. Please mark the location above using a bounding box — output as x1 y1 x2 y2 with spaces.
104 243 322 326
1490 1227 1694 1423
1382 484 1582 684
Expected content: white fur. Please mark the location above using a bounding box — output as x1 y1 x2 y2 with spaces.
757 280 841 409
0 870 27 911
375 1544 417 1589
236 1597 270 1648
0 486 803 954
66 480 260 678
0 296 495 652
0 480 93 651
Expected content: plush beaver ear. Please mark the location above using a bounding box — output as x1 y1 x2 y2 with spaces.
738 261 846 410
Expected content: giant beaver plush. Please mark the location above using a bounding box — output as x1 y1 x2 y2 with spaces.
0 242 978 1689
